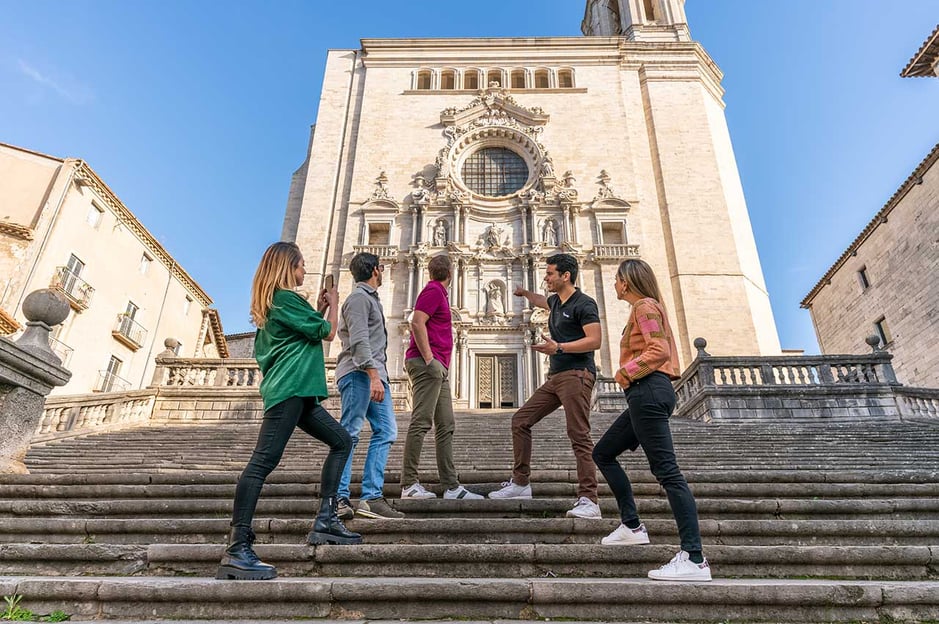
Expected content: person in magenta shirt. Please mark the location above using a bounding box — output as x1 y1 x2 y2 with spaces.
399 255 482 500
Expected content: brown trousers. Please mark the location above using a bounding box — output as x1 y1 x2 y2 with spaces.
511 368 597 501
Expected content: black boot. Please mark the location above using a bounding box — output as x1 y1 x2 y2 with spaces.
308 496 363 545
216 526 277 580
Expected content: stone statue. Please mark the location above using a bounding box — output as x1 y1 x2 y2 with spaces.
542 218 559 247
485 282 505 317
541 153 555 177
484 223 503 250
432 219 447 247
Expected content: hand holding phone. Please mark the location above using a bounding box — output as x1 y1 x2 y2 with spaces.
324 274 335 290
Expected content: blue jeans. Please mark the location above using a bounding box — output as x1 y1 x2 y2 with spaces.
337 371 397 501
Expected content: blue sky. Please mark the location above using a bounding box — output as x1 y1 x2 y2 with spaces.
1 1 936 352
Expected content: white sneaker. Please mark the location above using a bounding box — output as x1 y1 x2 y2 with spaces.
401 482 437 499
647 550 712 582
487 479 532 499
444 485 484 500
601 522 650 545
566 496 602 519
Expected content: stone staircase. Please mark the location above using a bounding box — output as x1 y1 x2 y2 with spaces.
1 411 939 621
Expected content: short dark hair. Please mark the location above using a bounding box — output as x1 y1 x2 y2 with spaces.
349 252 380 282
546 253 578 284
428 255 451 282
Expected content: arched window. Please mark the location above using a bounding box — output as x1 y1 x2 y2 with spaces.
416 70 432 90
461 147 529 197
441 70 456 90
511 69 526 89
534 69 550 89
486 69 503 87
558 69 574 88
464 69 480 90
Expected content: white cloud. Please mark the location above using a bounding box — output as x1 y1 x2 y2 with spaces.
17 59 93 105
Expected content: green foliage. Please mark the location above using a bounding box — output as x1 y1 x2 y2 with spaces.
2 594 35 621
1 596 71 622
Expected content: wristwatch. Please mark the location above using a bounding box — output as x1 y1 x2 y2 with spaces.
555 344 564 355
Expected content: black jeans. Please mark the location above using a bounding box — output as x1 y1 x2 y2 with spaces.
231 396 352 528
591 372 702 553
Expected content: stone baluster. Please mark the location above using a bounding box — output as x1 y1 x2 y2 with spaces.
0 289 73 474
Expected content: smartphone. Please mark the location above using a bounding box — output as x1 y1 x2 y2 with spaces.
324 274 335 290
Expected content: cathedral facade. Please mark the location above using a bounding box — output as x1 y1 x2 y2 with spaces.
284 0 781 409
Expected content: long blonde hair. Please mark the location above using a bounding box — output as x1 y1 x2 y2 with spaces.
250 242 303 328
616 258 663 303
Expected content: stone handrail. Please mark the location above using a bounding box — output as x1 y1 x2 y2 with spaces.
592 244 640 261
153 357 262 388
36 389 156 442
895 387 939 420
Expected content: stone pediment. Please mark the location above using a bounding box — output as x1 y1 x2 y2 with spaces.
440 85 549 128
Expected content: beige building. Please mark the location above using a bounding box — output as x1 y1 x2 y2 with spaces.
802 25 939 388
0 142 227 395
284 0 781 409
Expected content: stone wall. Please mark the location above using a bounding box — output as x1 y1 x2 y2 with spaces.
804 144 939 388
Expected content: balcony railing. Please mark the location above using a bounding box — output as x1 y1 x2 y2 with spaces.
112 313 147 351
592 244 640 261
353 245 399 260
95 370 131 393
49 336 74 367
50 266 95 311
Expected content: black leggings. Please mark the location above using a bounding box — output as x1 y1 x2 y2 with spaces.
231 396 352 528
591 372 702 553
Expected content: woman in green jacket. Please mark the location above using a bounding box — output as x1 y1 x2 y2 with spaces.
217 242 361 581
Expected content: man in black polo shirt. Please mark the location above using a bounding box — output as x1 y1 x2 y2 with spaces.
488 253 603 519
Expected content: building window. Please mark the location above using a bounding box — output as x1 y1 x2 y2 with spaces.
558 69 574 88
534 69 550 89
368 222 391 245
486 69 502 87
874 316 891 347
511 69 526 89
643 0 657 21
601 222 626 245
184 295 193 315
464 70 479 90
461 147 529 197
857 266 870 290
96 355 129 392
87 203 105 228
139 253 153 275
416 70 432 90
441 70 456 90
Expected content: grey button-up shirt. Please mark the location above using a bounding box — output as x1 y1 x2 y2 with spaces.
335 282 389 383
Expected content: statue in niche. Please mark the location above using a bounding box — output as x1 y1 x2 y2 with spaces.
542 218 559 247
541 152 555 177
485 281 505 318
432 219 448 247
483 223 504 250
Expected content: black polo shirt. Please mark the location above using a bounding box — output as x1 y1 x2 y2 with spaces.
546 288 600 375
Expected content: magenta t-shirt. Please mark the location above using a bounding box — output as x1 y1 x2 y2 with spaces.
406 280 454 369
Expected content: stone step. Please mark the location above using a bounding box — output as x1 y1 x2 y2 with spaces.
1 543 936 579
3 496 937 520
5 480 939 499
1 575 937 622
1 517 937 546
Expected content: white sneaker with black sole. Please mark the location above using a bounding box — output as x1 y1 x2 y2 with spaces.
444 485 484 500
601 522 650 545
647 550 712 582
566 496 602 519
487 479 532 499
401 482 437 499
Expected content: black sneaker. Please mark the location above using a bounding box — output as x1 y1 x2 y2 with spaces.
337 497 354 521
355 497 405 519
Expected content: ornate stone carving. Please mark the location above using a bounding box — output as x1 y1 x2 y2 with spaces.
594 169 616 200
371 171 392 200
541 218 559 247
411 172 437 205
432 218 449 247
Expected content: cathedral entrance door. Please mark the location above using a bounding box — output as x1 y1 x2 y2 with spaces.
476 354 517 409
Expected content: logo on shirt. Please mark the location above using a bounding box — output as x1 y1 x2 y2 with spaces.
562 312 571 318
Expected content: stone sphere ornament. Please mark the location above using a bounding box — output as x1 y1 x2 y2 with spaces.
22 289 70 327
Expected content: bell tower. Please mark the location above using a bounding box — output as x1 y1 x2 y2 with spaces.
582 0 691 42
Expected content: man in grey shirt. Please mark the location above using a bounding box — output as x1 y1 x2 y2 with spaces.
335 252 403 520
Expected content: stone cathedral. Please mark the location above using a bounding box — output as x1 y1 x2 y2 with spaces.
283 0 782 410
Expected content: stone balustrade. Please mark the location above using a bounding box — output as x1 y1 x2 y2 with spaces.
36 390 155 442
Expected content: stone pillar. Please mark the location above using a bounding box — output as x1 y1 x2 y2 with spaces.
0 290 72 474
458 330 469 404
405 257 416 312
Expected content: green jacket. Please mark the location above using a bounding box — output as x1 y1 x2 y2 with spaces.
255 289 332 410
